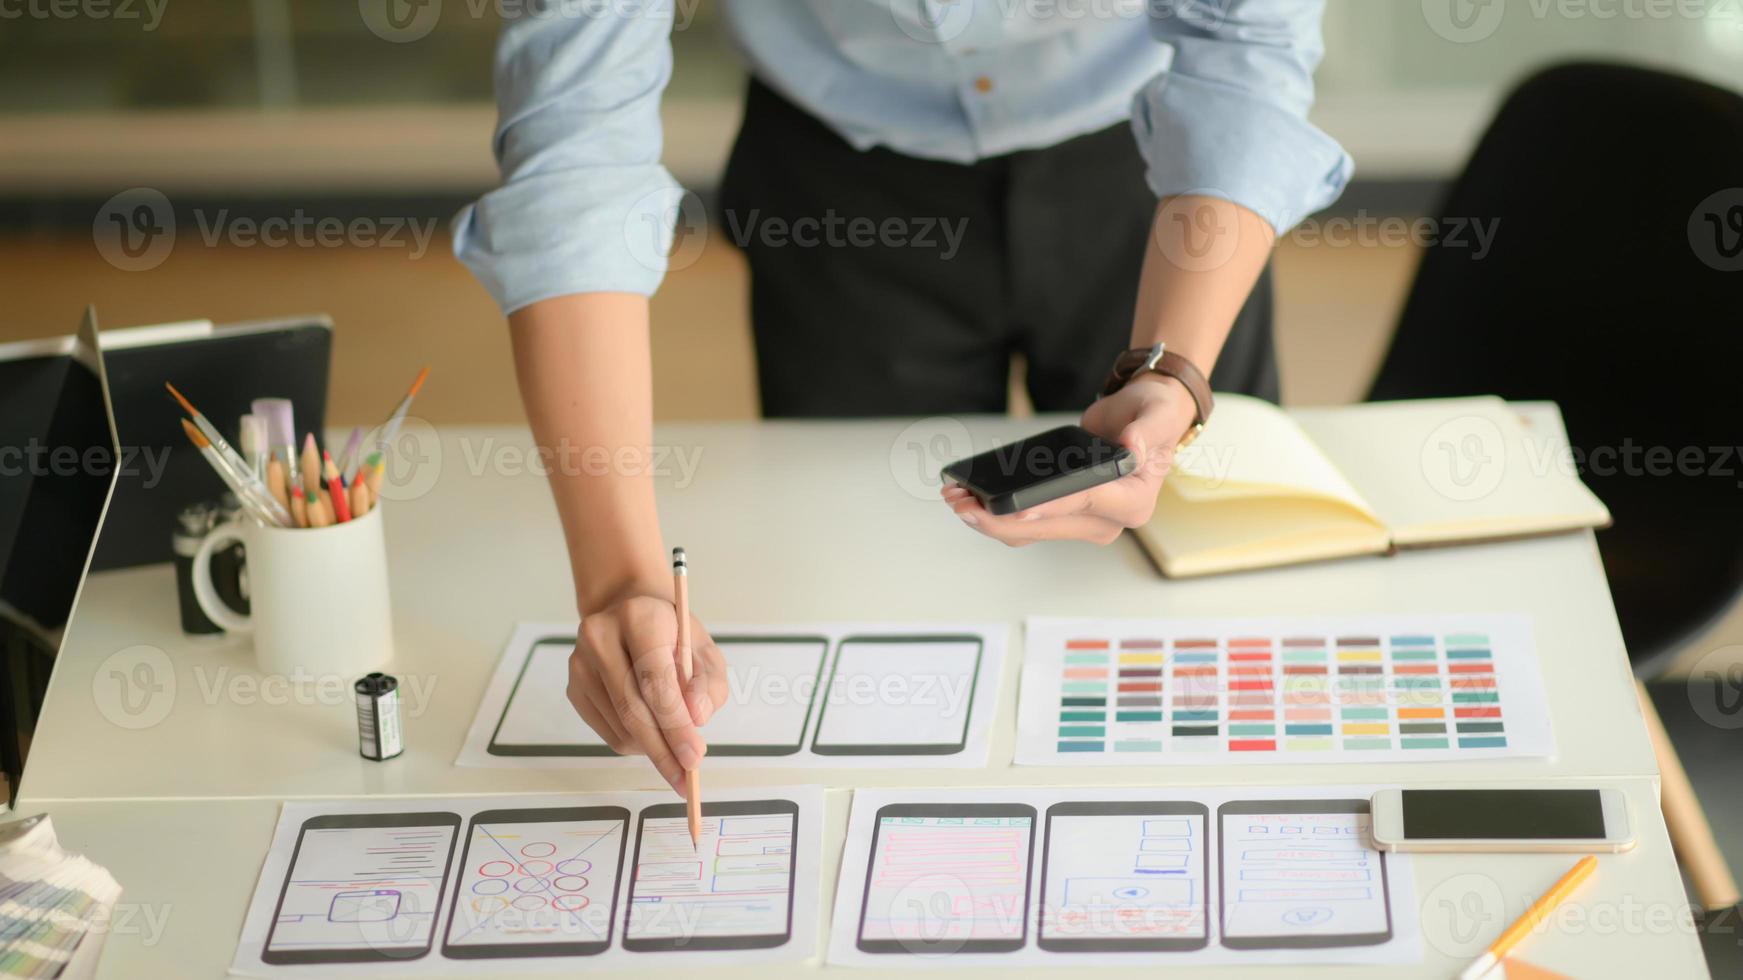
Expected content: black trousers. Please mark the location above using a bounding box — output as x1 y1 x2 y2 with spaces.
718 79 1279 418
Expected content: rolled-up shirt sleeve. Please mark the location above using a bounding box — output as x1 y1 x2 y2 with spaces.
453 6 681 314
1132 0 1353 234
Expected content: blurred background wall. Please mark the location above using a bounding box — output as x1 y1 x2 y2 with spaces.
2 0 1741 657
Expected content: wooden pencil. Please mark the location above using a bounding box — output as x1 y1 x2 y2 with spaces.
364 454 384 497
674 547 701 848
300 433 323 498
266 458 291 514
322 451 352 523
350 478 370 519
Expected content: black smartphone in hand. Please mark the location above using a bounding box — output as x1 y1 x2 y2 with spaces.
941 425 1135 516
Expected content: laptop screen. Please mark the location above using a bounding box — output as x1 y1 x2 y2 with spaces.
0 316 118 629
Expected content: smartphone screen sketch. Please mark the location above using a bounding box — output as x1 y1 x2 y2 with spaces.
489 635 829 756
1037 801 1209 952
1216 799 1392 949
857 803 1037 954
487 636 599 756
441 807 629 958
623 799 799 951
811 635 983 755
688 636 829 755
262 812 460 965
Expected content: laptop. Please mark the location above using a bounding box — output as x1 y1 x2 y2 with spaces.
0 309 119 630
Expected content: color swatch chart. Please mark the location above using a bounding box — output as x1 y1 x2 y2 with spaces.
1016 615 1552 766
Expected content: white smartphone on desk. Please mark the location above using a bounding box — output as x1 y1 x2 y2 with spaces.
1370 788 1635 853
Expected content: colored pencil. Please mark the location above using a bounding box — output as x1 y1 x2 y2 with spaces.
336 426 365 484
323 451 352 523
349 477 371 519
299 434 322 498
265 457 291 515
290 485 308 528
1457 856 1598 980
364 452 384 497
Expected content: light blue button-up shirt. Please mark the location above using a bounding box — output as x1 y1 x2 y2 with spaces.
454 0 1353 315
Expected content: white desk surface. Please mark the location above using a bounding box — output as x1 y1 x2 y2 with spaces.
21 412 1705 976
41 779 1708 979
26 412 1653 802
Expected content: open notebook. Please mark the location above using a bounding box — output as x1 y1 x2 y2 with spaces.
1137 395 1611 577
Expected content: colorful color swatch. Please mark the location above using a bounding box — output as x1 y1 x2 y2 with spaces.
1019 616 1551 765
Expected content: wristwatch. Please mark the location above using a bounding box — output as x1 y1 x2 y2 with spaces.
1099 342 1214 449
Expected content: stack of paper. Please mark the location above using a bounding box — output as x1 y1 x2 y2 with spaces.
0 815 121 979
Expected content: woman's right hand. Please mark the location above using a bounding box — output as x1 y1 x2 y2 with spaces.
567 593 727 793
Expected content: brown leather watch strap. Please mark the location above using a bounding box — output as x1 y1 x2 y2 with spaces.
1100 344 1215 438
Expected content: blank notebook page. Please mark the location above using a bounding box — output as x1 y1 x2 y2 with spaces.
1170 394 1378 520
1292 397 1611 547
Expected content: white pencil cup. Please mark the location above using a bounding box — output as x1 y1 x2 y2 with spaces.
192 505 394 677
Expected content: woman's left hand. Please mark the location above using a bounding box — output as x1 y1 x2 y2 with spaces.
942 375 1198 546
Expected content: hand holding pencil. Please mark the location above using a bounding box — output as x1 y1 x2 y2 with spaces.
561 567 729 803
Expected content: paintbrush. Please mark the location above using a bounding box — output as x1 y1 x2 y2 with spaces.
180 419 286 527
371 366 429 463
168 383 293 526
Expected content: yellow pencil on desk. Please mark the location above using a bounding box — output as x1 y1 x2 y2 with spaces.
1458 855 1597 980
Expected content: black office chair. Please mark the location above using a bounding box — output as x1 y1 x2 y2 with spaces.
1368 62 1743 940
1370 61 1743 676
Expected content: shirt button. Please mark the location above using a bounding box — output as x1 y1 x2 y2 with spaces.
974 75 993 94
